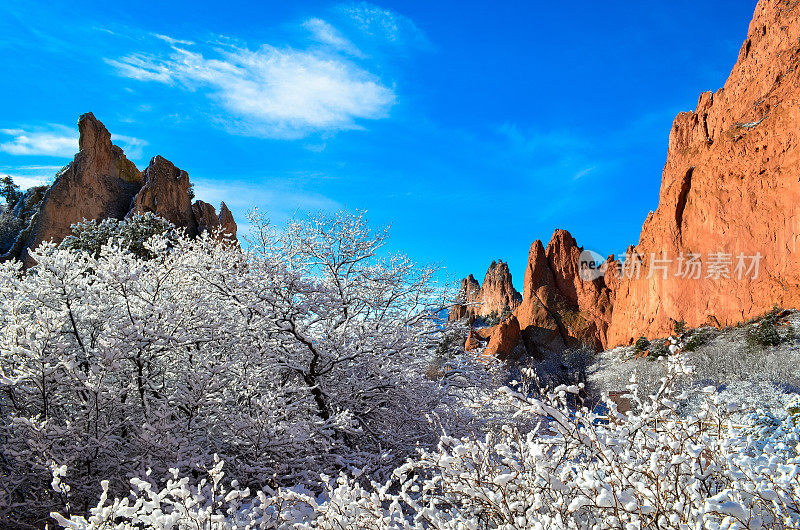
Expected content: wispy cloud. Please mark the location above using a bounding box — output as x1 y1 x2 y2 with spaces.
0 125 147 159
339 2 428 46
573 166 596 180
0 125 76 157
303 18 363 57
0 165 64 189
112 134 148 159
108 29 397 139
107 53 174 83
152 33 194 46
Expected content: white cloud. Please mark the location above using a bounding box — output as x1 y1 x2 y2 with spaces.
0 125 147 159
192 179 342 233
3 174 51 189
108 35 396 139
0 126 76 157
0 165 63 189
573 166 596 180
113 134 148 159
339 2 427 46
303 18 363 57
152 33 194 46
106 54 174 83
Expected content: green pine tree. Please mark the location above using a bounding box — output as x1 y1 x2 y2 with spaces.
0 175 21 205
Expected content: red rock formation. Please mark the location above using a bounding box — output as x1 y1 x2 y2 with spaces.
607 0 800 345
513 230 614 356
481 260 523 315
12 113 237 266
218 202 238 240
464 229 614 361
450 274 481 321
193 200 238 241
464 330 480 352
483 0 800 352
131 156 198 236
20 113 142 265
449 260 522 322
484 314 521 361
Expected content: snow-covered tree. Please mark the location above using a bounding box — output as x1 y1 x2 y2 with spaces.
54 354 800 529
0 210 482 527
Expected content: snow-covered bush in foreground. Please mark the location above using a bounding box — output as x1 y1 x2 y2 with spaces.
54 355 800 529
0 211 494 527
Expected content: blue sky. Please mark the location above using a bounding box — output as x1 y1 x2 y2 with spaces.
0 0 756 289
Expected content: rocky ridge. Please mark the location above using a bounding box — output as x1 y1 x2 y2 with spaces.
0 113 236 266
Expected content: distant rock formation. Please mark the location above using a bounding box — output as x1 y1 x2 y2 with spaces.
0 113 236 266
193 200 238 240
450 274 482 321
512 230 613 357
453 230 613 357
449 260 521 322
131 155 197 235
607 0 800 345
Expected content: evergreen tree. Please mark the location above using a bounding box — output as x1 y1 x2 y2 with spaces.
0 175 21 205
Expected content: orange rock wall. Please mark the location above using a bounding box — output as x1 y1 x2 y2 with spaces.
608 0 800 345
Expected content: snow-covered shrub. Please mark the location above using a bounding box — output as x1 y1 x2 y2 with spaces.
54 354 800 529
0 210 487 527
60 212 177 259
590 312 800 403
0 184 48 256
747 307 795 351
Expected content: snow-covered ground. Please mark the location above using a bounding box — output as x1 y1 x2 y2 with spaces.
589 309 800 414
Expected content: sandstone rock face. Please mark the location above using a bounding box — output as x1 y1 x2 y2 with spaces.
5 113 237 266
481 260 523 316
131 156 197 236
464 330 481 352
513 230 614 356
218 202 238 240
20 113 142 265
607 0 800 345
459 229 615 361
193 200 238 241
449 261 522 322
456 0 800 355
484 314 521 361
450 274 481 321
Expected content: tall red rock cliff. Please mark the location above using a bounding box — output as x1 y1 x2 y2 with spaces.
470 0 800 356
8 113 237 266
607 0 800 345
450 260 522 322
